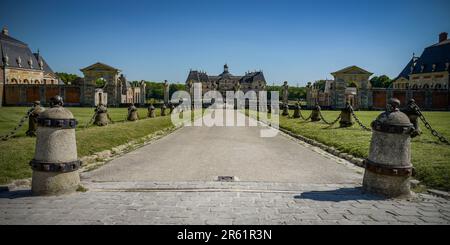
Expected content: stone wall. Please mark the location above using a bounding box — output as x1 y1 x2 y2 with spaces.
3 84 83 106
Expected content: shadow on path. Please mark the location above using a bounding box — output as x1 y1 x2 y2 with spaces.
0 189 32 199
295 187 385 202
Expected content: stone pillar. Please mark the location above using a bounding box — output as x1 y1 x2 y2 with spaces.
339 103 354 127
363 98 414 198
30 96 81 195
26 101 45 136
94 104 109 126
282 103 289 116
163 80 169 106
161 104 167 116
127 104 139 121
334 78 346 109
292 103 301 118
148 104 156 118
311 104 321 122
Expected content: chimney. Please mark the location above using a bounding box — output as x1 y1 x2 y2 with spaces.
2 26 8 36
439 32 448 43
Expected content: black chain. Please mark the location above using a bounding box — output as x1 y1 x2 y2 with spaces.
85 110 99 128
299 110 312 121
410 102 450 145
0 106 35 141
349 107 371 131
318 110 341 125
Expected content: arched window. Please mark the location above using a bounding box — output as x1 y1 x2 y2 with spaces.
412 84 418 90
11 78 18 84
43 79 47 84
423 84 429 89
435 84 442 89
23 79 29 84
35 80 40 84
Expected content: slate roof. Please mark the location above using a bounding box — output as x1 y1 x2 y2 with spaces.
186 65 266 85
0 31 45 71
411 39 450 74
396 35 450 79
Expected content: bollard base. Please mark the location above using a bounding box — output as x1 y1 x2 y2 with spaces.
31 170 80 196
339 120 354 128
362 169 411 198
94 113 109 126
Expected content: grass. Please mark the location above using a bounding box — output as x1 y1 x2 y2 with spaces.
0 106 177 185
250 109 450 191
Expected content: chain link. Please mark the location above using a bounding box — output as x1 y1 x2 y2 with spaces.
0 106 35 141
85 110 99 128
299 110 312 121
349 107 371 131
318 110 341 125
410 102 450 145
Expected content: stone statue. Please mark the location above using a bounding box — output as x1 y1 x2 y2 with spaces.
282 81 289 105
26 101 45 137
163 80 169 105
234 81 241 92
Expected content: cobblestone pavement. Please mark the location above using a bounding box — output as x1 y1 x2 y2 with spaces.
1 181 449 225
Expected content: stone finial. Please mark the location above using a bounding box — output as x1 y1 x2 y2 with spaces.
49 96 64 108
2 26 8 36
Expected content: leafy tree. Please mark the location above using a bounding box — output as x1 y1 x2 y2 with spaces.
95 78 106 87
370 75 392 88
55 72 81 85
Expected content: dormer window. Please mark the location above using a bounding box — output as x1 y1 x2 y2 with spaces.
446 62 449 71
16 56 22 67
28 57 33 69
420 65 425 73
410 66 414 74
2 53 9 66
38 59 43 70
432 64 436 72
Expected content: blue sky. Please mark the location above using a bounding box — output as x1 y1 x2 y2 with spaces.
1 0 449 85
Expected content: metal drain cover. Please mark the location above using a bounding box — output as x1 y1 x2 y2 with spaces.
217 176 235 182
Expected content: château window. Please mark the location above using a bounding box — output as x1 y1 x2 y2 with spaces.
23 79 29 84
11 78 18 84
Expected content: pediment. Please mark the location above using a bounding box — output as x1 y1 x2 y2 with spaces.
331 66 373 76
80 62 120 72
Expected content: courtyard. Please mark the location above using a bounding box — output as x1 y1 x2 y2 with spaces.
0 109 449 225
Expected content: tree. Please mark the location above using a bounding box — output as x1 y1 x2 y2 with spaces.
55 72 81 85
370 75 392 88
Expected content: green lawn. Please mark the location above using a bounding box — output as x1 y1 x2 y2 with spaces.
270 109 450 191
0 106 176 184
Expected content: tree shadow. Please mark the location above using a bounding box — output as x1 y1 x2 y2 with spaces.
295 187 386 202
0 189 32 199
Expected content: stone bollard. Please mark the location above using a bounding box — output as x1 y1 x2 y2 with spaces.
292 103 301 118
127 104 139 121
310 104 321 122
26 101 45 137
161 104 167 116
148 104 156 118
30 96 81 195
282 103 289 116
339 103 354 127
401 99 421 138
94 104 109 126
362 98 415 198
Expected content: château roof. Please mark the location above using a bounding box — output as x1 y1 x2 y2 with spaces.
186 65 266 84
0 30 54 75
395 33 450 79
